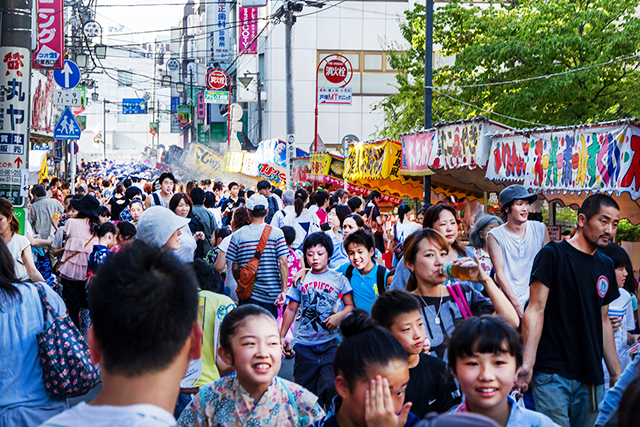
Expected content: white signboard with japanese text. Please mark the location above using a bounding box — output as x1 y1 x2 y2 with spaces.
0 47 30 206
318 88 352 105
208 0 229 63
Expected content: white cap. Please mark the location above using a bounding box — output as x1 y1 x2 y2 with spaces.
246 194 268 212
136 206 190 248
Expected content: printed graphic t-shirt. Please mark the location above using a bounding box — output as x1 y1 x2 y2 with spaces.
287 269 352 347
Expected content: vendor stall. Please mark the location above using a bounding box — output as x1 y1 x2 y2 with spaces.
486 119 640 224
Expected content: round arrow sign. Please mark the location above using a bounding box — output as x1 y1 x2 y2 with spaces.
207 68 227 90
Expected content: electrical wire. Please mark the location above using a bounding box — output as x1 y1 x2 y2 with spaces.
429 87 547 126
438 53 640 89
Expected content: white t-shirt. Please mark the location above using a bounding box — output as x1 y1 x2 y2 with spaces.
173 225 196 264
282 210 320 250
218 234 238 302
40 402 175 427
394 221 420 244
207 207 223 230
7 233 30 281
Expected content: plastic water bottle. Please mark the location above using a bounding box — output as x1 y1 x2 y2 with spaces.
441 260 480 281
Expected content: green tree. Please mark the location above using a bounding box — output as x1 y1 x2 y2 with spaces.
375 0 640 138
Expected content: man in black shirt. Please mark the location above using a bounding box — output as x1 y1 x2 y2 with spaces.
517 194 622 427
217 182 245 227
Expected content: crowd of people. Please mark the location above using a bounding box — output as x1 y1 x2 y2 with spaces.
1 163 639 427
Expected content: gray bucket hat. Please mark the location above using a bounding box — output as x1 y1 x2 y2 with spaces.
498 184 538 206
136 206 190 248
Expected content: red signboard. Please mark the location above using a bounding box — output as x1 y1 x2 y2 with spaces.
206 68 227 90
324 59 348 84
33 0 64 69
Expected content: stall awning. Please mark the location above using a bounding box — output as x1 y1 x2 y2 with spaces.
484 119 640 223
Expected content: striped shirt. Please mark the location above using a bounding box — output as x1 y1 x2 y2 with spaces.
226 223 289 303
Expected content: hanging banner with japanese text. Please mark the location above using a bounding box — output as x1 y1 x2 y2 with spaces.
344 140 402 181
33 0 64 69
185 143 223 178
486 124 640 201
401 131 435 175
0 47 30 207
292 157 309 185
208 0 229 63
241 152 259 177
238 7 258 55
223 151 245 173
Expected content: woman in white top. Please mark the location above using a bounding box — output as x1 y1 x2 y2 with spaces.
392 203 421 267
0 198 45 283
169 193 205 263
214 206 252 302
282 188 320 250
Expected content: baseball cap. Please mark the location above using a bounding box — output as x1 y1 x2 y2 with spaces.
136 206 190 248
246 194 268 212
498 184 538 206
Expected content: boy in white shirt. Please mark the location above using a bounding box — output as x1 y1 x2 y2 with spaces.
40 240 202 427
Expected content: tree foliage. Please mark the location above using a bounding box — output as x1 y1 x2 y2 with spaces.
375 0 640 138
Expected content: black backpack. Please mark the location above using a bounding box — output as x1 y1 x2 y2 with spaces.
345 264 387 296
265 196 279 224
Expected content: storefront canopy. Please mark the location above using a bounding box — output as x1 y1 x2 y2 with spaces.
485 119 640 224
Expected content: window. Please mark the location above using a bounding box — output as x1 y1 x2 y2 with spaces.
118 70 133 87
317 51 398 96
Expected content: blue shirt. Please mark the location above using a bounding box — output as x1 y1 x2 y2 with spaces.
312 396 420 427
87 245 110 276
0 283 67 424
325 230 348 268
452 395 559 427
337 262 389 314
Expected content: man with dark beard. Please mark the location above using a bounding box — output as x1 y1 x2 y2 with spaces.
516 194 622 427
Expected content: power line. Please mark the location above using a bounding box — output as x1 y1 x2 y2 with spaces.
429 87 547 126
439 53 640 90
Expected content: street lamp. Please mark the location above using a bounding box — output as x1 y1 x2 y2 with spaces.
91 90 99 102
176 82 185 93
161 75 171 87
76 52 89 68
95 44 108 59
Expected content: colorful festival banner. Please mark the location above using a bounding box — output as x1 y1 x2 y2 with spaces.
185 143 223 178
292 157 309 186
238 7 258 55
223 151 245 173
33 0 64 69
486 124 640 200
401 131 435 175
344 140 402 181
241 152 259 177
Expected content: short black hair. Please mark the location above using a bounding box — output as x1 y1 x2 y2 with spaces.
158 172 176 185
122 178 132 188
190 187 205 205
214 227 231 242
117 221 137 240
371 290 422 330
228 181 239 190
257 180 271 191
192 258 222 293
599 242 630 269
315 190 330 206
303 231 333 258
335 309 407 390
219 304 274 359
124 186 142 201
213 182 223 191
97 221 118 238
448 315 522 373
347 196 362 213
578 194 620 221
344 229 374 252
281 225 296 247
203 192 216 208
98 206 110 218
31 184 46 198
88 240 199 376
273 188 282 198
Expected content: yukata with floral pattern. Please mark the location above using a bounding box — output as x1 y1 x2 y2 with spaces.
452 395 560 427
177 372 325 427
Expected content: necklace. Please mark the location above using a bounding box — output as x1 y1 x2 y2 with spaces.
418 286 444 325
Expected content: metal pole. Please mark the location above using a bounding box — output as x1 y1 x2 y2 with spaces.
423 0 434 204
256 72 263 143
190 68 196 143
156 99 160 147
1 0 32 208
284 10 295 146
103 99 107 159
70 142 75 194
314 59 321 153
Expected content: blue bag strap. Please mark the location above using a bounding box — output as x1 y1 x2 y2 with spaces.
278 377 308 427
34 282 57 331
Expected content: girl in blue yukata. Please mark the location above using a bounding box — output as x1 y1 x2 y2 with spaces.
177 304 325 427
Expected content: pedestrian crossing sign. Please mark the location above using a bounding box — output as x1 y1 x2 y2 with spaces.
53 107 82 140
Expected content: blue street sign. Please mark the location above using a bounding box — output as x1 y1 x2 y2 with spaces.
122 98 147 114
53 107 82 140
53 60 81 89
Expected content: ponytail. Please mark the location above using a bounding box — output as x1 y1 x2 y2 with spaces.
294 188 308 218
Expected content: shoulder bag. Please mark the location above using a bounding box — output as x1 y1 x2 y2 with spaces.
34 283 101 398
53 236 94 275
237 225 272 300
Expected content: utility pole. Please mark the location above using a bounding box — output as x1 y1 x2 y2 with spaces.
103 99 107 159
190 68 196 144
256 73 263 143
423 0 434 205
284 8 295 145
0 0 32 208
